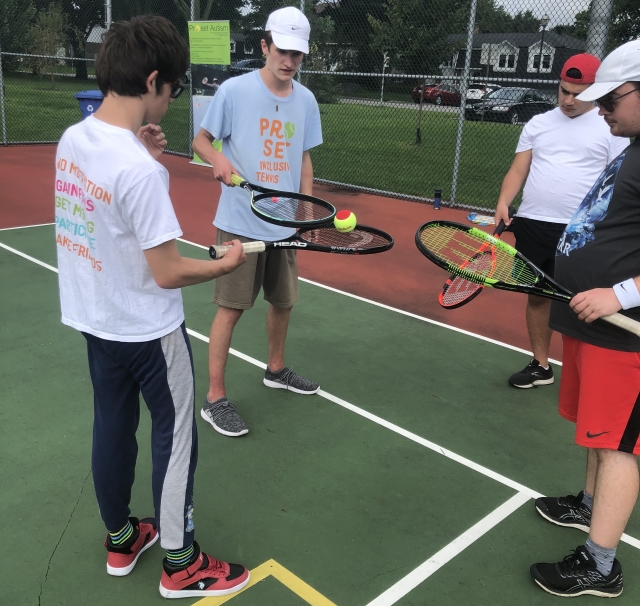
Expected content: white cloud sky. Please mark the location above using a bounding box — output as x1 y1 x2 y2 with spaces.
497 0 592 27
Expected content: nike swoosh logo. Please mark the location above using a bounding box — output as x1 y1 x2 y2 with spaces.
586 430 610 438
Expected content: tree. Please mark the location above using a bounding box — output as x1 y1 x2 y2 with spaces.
0 0 36 71
610 0 640 47
28 3 68 89
58 0 103 80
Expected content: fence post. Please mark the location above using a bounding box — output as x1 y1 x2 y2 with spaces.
449 0 478 206
586 0 614 59
105 0 112 29
0 49 7 145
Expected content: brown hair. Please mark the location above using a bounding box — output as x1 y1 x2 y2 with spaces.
95 16 189 97
263 31 273 50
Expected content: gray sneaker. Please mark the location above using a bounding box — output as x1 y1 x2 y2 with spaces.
263 367 319 394
200 397 248 437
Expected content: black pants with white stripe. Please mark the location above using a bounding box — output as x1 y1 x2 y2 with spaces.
84 323 197 550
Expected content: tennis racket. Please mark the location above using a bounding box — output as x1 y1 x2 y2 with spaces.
439 207 515 309
416 220 640 337
231 174 336 228
210 224 393 258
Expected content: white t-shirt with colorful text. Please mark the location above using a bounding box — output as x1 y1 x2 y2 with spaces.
200 70 323 241
55 116 184 342
515 107 629 223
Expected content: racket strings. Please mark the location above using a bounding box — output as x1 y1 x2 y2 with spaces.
300 226 388 249
419 225 538 286
253 196 334 223
441 254 491 306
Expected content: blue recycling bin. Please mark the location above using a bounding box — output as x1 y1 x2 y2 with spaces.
74 90 104 119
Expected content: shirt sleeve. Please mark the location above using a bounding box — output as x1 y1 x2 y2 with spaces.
200 83 232 141
303 94 323 152
515 120 534 153
608 135 630 163
121 169 183 250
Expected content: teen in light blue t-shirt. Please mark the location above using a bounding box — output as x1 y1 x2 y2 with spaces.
191 6 324 439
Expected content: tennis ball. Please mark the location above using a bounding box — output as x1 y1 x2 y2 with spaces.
334 210 357 233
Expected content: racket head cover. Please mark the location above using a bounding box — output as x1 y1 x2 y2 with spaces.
250 191 336 228
296 224 393 254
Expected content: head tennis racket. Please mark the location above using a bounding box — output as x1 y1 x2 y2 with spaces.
439 207 515 309
416 220 640 337
210 224 393 258
231 174 336 228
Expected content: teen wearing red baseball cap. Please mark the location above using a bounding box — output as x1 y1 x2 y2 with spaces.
494 54 628 389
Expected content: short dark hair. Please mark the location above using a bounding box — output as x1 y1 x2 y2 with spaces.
263 31 273 50
95 16 189 97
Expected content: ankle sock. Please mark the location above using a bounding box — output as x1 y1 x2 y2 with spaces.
586 538 616 576
166 544 195 567
581 490 594 511
109 520 134 546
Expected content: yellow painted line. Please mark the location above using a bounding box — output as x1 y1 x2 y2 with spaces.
194 559 337 605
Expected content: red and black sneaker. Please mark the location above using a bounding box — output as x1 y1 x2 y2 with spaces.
105 517 159 576
159 541 250 599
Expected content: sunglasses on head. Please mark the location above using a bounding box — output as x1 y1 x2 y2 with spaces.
595 88 639 112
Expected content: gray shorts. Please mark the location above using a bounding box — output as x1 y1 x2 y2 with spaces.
213 228 299 310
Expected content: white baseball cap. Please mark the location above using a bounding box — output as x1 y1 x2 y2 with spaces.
265 6 310 54
577 39 640 101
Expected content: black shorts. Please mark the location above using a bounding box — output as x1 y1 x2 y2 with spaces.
511 217 566 276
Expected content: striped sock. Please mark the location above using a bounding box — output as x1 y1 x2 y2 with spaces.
109 520 134 546
166 544 195 567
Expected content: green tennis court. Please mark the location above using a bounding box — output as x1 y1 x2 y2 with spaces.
2 223 640 605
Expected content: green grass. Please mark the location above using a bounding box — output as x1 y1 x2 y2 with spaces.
311 103 522 208
3 73 522 209
3 73 192 151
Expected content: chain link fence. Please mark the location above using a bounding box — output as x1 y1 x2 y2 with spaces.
1 0 638 209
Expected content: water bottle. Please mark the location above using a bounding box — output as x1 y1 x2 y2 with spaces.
433 189 442 210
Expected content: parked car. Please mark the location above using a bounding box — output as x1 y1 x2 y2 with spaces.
466 84 500 102
411 83 461 106
230 58 265 76
464 87 555 124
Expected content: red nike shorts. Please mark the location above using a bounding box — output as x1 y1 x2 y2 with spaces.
559 335 640 454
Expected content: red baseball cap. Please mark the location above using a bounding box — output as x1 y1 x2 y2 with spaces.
560 53 601 85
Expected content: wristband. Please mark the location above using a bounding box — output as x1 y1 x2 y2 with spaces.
613 278 640 310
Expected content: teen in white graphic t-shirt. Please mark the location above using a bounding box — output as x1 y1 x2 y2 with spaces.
493 53 629 389
55 15 250 600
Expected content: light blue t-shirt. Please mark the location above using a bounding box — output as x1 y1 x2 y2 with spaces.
201 70 323 241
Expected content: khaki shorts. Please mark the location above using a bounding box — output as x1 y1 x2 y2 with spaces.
213 228 299 310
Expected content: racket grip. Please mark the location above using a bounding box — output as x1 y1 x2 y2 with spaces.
230 173 245 187
602 313 640 337
209 241 267 259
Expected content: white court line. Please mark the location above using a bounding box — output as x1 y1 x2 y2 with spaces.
0 222 54 231
364 492 532 606
0 241 58 272
177 237 562 366
187 327 640 553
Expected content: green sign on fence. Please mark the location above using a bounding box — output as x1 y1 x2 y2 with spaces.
187 21 230 65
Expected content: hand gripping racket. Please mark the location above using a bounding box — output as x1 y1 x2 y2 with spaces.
439 207 515 309
231 174 336 228
210 224 393 258
416 220 640 337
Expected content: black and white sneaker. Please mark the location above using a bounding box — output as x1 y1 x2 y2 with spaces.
531 545 623 598
201 398 248 437
263 366 319 394
535 491 591 532
508 359 554 388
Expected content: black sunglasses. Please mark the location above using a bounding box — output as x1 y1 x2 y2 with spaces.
170 83 185 99
595 88 639 112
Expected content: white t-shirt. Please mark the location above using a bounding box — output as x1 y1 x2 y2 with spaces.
516 107 629 223
55 116 184 342
201 70 323 241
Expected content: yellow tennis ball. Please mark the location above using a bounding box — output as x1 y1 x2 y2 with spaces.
334 210 357 233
